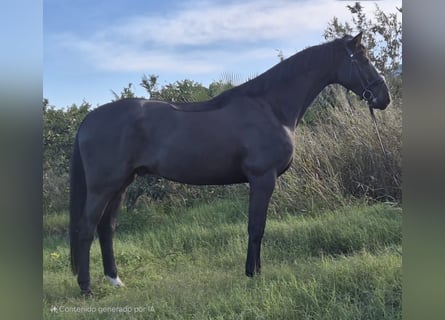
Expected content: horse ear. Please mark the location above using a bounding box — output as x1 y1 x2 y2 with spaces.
351 32 363 46
346 32 363 51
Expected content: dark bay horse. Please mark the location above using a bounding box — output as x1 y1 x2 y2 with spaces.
70 33 390 295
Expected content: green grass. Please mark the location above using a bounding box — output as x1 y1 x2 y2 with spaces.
43 200 401 319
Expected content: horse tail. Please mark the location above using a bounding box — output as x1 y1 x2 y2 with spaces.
69 132 86 275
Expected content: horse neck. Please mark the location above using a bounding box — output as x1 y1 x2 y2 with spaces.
244 42 337 129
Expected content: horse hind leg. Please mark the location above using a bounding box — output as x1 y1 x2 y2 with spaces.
97 191 125 287
77 192 111 295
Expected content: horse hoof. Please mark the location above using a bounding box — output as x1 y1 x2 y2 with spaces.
80 289 92 297
106 275 125 287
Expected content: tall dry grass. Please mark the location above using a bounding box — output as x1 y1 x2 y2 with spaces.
272 86 402 213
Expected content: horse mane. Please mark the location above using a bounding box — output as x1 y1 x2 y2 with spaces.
214 38 343 100
171 37 347 111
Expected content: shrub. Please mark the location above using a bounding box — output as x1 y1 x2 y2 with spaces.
43 101 90 214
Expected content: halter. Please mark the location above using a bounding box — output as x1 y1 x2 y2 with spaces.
345 47 385 103
345 46 388 157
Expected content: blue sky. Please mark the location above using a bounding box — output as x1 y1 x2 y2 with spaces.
44 0 401 108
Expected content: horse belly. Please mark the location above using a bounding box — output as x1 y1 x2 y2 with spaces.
164 169 247 185
155 144 247 185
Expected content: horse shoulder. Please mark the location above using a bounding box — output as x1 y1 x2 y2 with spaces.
241 113 294 176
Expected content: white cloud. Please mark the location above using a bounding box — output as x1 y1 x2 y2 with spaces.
94 0 352 47
53 0 402 74
55 32 275 74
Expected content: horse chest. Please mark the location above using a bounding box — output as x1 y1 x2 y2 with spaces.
242 127 294 176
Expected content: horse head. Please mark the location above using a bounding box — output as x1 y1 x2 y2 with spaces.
335 32 391 110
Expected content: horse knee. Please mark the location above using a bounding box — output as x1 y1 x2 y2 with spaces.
97 221 115 236
248 225 265 243
78 224 96 243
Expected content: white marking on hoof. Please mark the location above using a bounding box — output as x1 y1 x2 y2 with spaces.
106 275 125 287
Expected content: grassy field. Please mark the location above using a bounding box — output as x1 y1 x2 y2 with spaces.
43 200 401 319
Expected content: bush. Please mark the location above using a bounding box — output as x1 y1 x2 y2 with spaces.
43 168 69 213
43 101 90 214
272 86 402 213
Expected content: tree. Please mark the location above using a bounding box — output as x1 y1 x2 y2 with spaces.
141 74 211 103
140 74 161 100
43 101 90 212
324 2 402 75
111 83 139 101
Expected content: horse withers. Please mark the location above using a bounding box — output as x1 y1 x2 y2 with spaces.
69 33 390 295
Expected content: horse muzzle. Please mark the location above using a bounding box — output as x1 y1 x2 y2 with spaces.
364 80 391 110
367 92 390 110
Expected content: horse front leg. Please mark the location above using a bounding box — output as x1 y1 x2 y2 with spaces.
245 170 276 277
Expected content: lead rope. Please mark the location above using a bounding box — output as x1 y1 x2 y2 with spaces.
369 106 387 157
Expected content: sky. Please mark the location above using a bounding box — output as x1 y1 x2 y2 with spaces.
43 0 402 108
